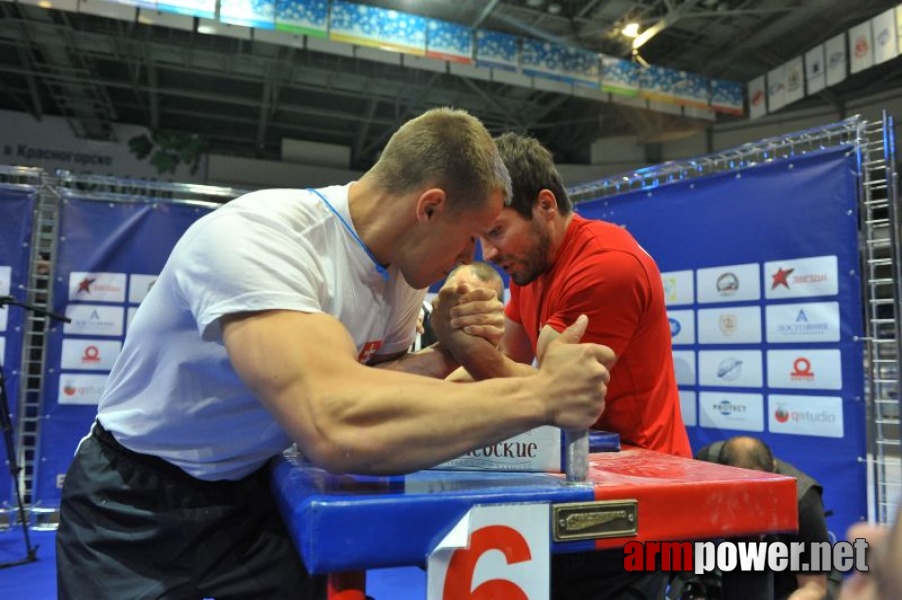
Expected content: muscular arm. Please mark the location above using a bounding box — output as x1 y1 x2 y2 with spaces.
222 309 613 475
444 317 539 382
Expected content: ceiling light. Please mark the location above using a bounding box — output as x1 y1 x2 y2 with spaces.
622 22 640 38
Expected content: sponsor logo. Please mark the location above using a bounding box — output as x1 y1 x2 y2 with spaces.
716 400 746 416
777 310 830 335
716 273 739 296
719 314 738 336
663 277 678 302
776 409 837 425
775 405 790 423
771 267 794 289
855 37 869 58
77 277 96 294
669 318 681 337
876 29 890 46
82 345 101 363
828 52 843 69
790 357 815 381
716 359 743 381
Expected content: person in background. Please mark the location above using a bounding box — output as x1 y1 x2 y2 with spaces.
696 436 836 600
412 261 503 352
56 108 616 600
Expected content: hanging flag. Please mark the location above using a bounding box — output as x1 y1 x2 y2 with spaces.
825 33 847 86
784 57 805 105
805 45 826 94
748 75 766 119
848 21 873 73
871 8 898 64
767 64 787 112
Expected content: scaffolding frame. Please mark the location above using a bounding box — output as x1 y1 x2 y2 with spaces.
569 114 902 524
11 170 245 511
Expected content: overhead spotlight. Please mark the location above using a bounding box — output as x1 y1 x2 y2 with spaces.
622 22 640 38
547 2 562 14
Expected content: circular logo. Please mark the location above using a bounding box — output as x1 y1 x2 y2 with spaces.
775 405 790 423
669 317 681 337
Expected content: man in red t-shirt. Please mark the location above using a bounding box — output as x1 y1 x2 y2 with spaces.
444 132 690 459
479 131 690 600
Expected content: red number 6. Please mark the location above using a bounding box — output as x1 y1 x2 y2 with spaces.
442 525 533 600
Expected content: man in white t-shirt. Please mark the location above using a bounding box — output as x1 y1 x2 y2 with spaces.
56 108 615 600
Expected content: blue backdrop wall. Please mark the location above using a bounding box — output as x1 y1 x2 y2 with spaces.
33 197 215 507
0 187 36 505
576 146 866 541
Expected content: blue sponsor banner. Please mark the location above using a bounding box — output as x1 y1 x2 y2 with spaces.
220 0 276 29
475 30 519 72
276 0 328 36
0 186 36 505
426 19 473 64
600 54 640 96
33 196 216 507
711 79 745 115
329 0 427 55
521 39 600 88
575 147 865 540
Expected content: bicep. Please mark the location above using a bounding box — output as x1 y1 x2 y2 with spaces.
221 309 359 449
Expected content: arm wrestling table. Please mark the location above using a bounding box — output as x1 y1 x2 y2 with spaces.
271 444 797 599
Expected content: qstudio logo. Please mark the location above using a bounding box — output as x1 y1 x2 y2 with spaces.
774 404 790 423
669 317 681 338
716 358 743 382
718 314 738 336
716 273 739 297
790 357 815 382
62 381 78 397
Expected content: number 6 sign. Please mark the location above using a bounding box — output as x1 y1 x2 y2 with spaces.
427 503 550 600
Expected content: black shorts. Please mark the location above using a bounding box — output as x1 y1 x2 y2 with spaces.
56 422 325 600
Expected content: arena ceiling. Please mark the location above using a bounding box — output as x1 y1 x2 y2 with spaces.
0 0 899 170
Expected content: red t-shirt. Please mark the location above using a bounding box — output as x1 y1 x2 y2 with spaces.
506 214 692 457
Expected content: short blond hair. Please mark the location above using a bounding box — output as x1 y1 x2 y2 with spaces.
368 108 511 212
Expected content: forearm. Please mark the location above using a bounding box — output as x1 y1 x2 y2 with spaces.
452 346 537 381
373 343 460 378
287 360 548 474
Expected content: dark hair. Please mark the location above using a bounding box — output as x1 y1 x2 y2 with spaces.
494 132 571 220
719 436 775 473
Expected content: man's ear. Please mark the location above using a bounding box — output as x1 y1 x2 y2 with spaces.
416 188 446 223
535 189 558 220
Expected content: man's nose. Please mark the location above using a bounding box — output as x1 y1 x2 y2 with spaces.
481 239 499 262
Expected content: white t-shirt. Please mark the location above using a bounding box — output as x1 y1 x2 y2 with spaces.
97 184 425 480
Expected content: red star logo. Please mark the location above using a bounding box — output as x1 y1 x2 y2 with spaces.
77 277 96 293
771 268 794 290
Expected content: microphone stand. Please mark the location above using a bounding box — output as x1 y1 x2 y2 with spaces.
0 295 70 568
